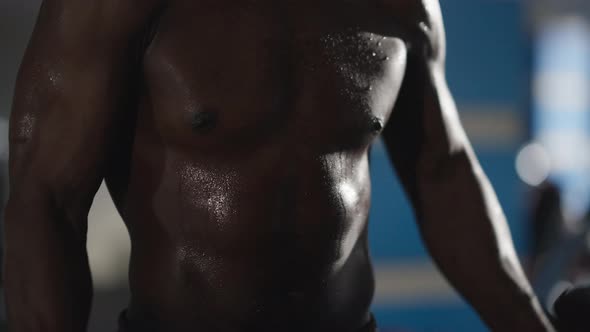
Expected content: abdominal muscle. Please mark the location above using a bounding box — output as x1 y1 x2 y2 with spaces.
110 140 376 331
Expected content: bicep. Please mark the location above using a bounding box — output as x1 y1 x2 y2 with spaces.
9 0 159 209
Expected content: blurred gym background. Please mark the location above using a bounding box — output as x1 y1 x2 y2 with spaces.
2 0 590 331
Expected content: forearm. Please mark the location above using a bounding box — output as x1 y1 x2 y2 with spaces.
3 193 92 332
415 150 553 331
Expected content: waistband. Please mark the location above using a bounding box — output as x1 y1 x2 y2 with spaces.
117 310 378 332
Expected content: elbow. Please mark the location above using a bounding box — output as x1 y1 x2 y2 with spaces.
5 178 90 239
418 146 474 183
414 147 473 209
413 147 492 227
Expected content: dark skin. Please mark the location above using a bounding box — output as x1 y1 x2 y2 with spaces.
4 0 555 331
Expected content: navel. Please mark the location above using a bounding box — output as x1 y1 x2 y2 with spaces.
189 108 219 133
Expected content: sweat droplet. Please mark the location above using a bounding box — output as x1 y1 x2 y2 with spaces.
419 22 430 33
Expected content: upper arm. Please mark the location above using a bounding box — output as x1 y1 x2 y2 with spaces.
382 0 473 201
9 0 161 213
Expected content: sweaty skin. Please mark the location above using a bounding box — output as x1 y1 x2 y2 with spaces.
5 0 554 331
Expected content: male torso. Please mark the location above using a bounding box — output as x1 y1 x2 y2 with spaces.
104 0 423 330
5 0 558 330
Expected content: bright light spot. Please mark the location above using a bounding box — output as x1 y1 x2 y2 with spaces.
339 181 359 207
516 142 552 186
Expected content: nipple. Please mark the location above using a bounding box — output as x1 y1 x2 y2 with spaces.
370 117 384 133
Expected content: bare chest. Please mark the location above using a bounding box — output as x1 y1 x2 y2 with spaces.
141 0 411 151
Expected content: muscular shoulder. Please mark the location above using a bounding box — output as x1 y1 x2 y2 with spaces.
382 0 445 61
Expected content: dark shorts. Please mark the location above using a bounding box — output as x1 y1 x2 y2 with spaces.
117 310 378 332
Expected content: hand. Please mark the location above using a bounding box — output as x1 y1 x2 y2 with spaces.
552 283 590 332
